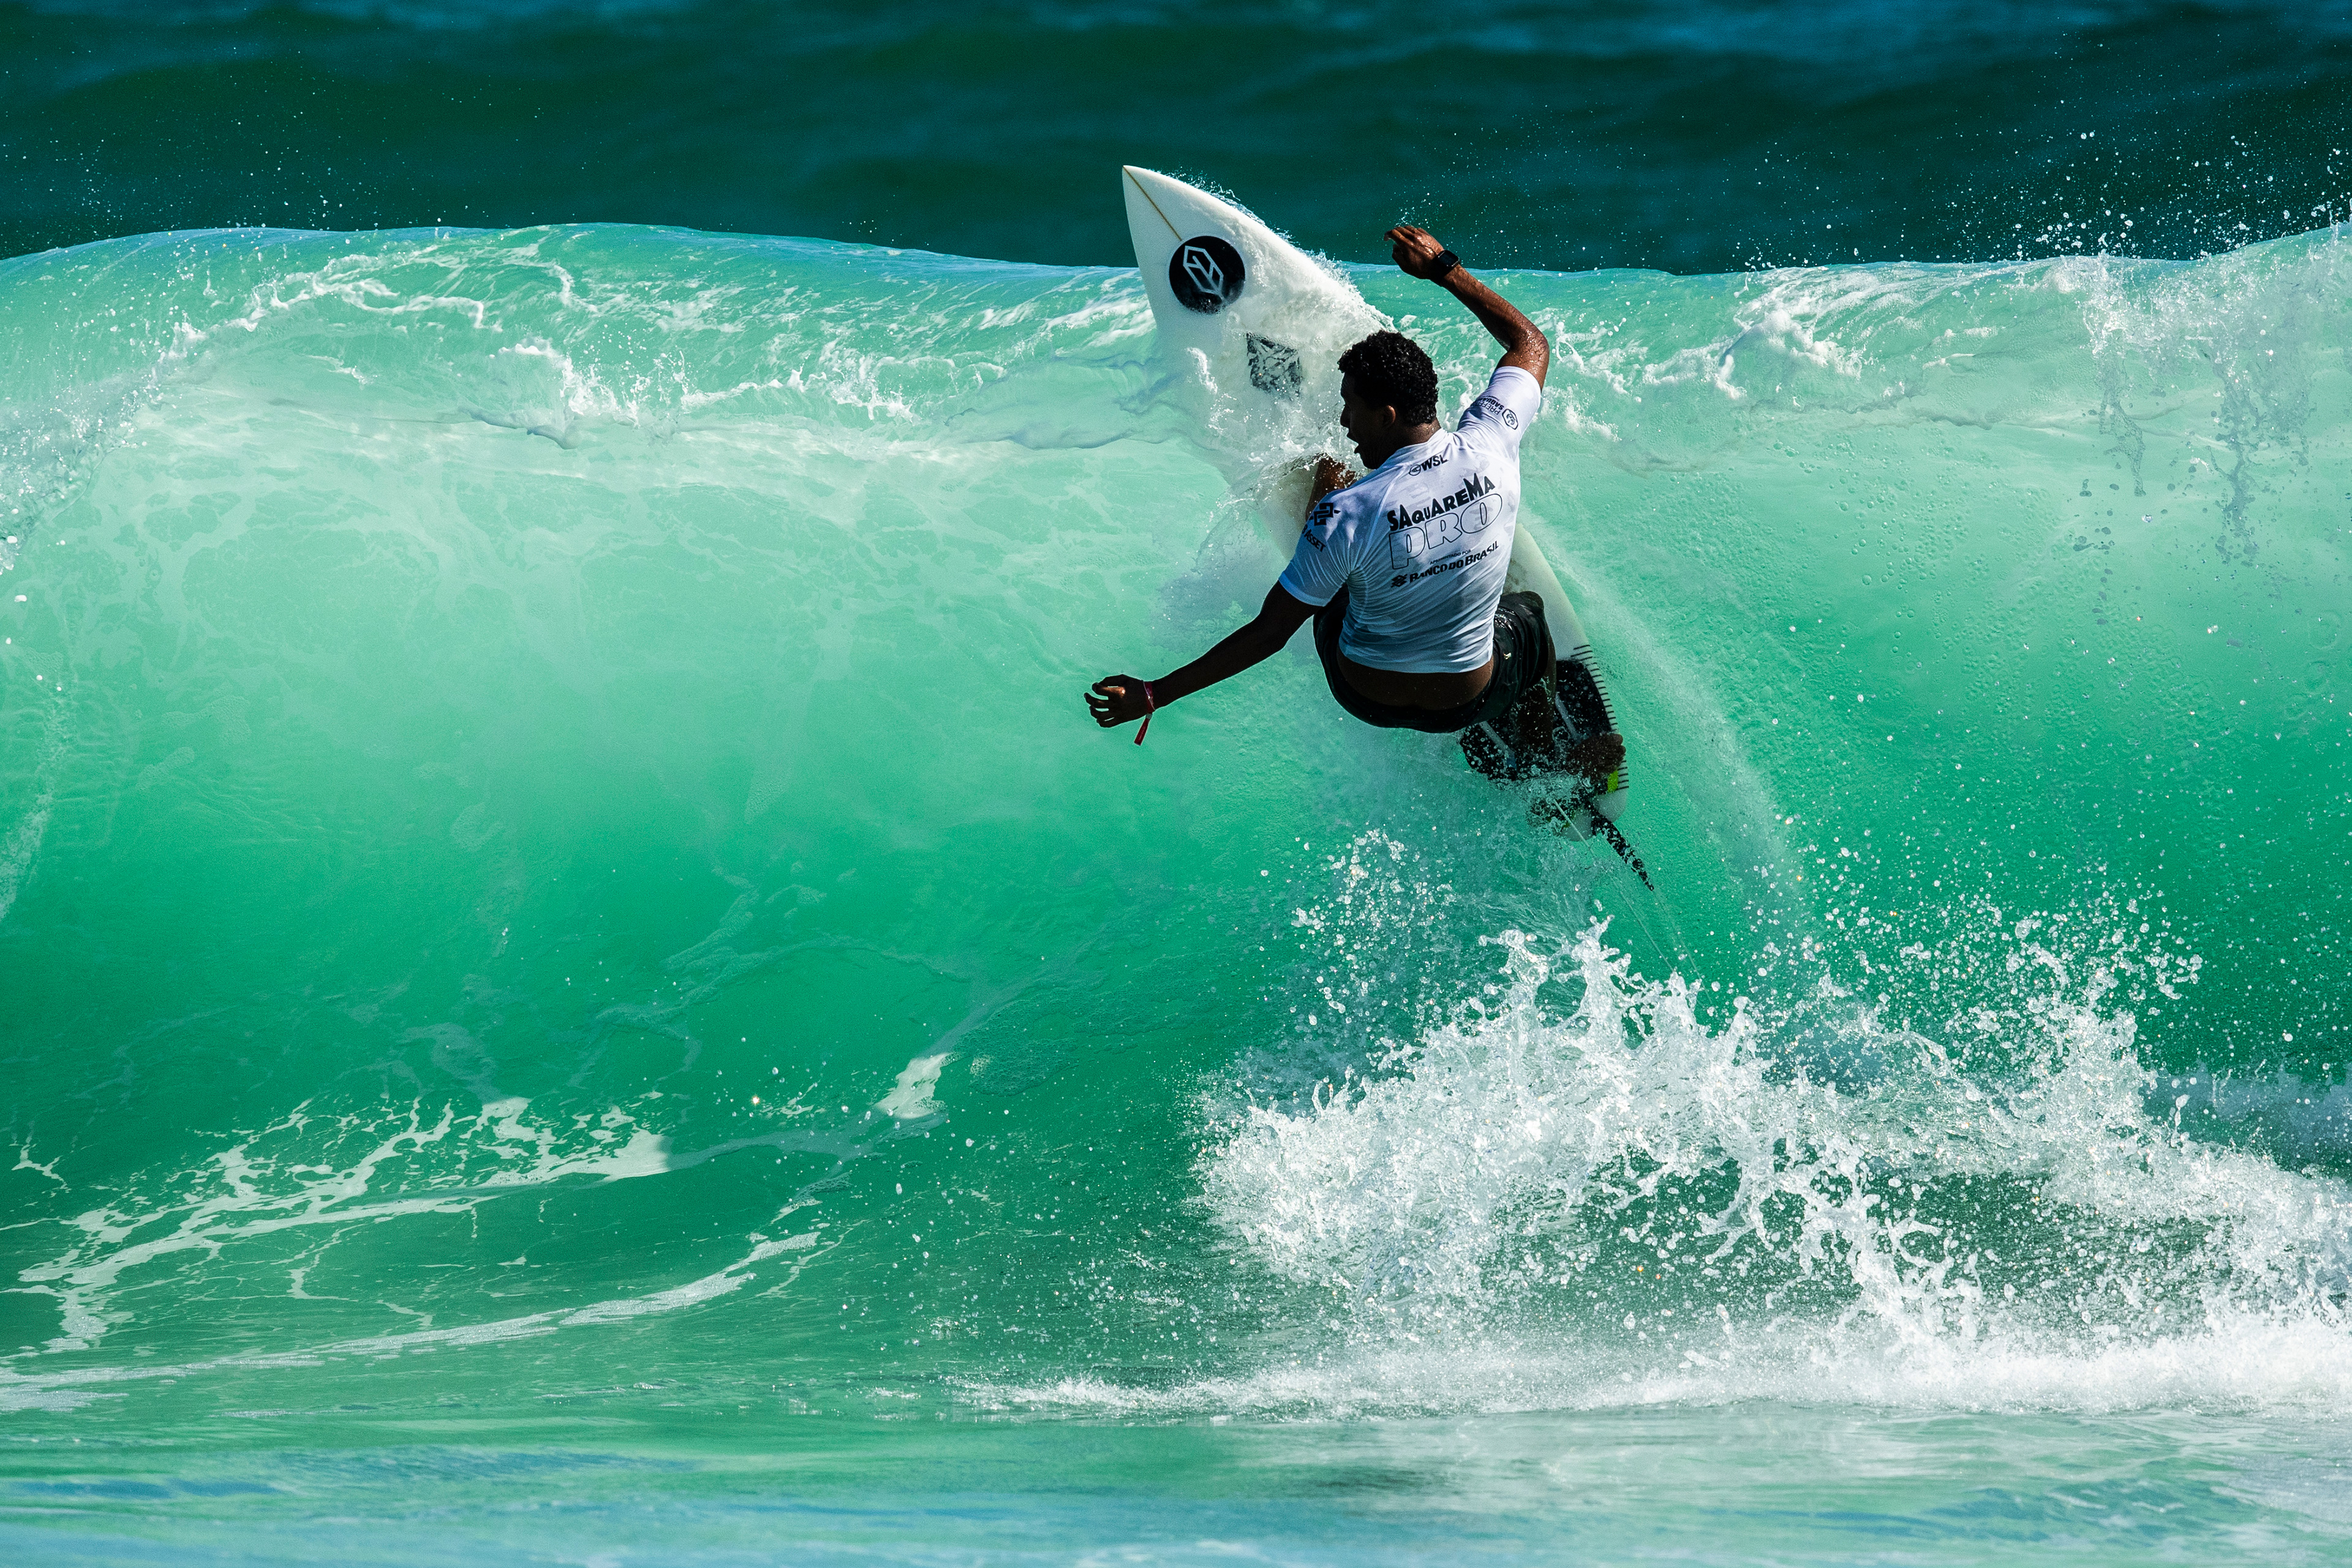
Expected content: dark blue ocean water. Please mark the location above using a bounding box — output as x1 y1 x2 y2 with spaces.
3 0 2347 268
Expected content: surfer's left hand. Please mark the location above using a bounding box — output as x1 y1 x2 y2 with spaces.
1087 676 1152 728
1387 225 1452 279
1308 455 1354 503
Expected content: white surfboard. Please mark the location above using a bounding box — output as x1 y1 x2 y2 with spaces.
1120 165 1628 827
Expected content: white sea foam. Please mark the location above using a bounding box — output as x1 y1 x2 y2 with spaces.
968 1316 2352 1420
1191 837 2352 1407
0 1229 829 1415
6 1090 853 1357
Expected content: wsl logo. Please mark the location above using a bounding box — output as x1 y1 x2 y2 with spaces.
1169 235 1245 314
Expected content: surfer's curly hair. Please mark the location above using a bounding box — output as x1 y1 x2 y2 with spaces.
1338 331 1439 425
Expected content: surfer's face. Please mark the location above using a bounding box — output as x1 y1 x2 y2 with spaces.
1338 373 1401 467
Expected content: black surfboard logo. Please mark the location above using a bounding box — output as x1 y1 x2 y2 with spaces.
1169 236 1245 314
1246 334 1300 395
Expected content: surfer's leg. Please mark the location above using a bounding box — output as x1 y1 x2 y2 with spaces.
1461 593 1562 778
1498 592 1563 764
1459 594 1547 779
1464 595 1627 785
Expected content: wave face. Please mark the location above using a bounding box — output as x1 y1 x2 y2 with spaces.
2 224 2351 1556
5 1 2347 268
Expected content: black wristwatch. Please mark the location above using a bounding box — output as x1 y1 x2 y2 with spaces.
1428 249 1462 277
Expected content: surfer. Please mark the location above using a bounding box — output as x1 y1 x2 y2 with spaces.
1087 224 1623 788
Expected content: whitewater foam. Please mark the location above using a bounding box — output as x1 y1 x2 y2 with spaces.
970 1315 2352 1420
1199 835 2351 1389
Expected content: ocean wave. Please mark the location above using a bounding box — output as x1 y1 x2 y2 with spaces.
1 222 2346 1425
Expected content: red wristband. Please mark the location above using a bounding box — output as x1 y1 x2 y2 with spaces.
1134 682 1156 746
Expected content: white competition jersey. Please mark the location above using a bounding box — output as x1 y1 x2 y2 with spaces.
1278 365 1542 673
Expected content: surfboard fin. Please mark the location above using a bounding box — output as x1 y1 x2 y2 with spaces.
1530 788 1654 889
1587 808 1654 889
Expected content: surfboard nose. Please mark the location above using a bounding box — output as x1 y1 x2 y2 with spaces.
1122 166 1183 247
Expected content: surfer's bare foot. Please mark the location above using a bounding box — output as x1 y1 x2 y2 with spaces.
1559 731 1624 781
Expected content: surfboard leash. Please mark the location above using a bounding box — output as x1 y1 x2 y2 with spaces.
1588 805 1654 891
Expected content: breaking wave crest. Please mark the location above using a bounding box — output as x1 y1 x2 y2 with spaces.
1189 832 2350 1410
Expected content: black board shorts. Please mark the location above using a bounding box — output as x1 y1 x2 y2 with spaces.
1314 589 1619 783
1313 586 1548 731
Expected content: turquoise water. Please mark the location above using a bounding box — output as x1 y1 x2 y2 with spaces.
2 221 2350 1559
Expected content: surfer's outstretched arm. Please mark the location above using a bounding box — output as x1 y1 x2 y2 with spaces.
1087 584 1316 731
1386 225 1549 388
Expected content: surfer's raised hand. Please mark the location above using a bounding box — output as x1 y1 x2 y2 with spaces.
1387 225 1457 280
1389 225 1551 387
